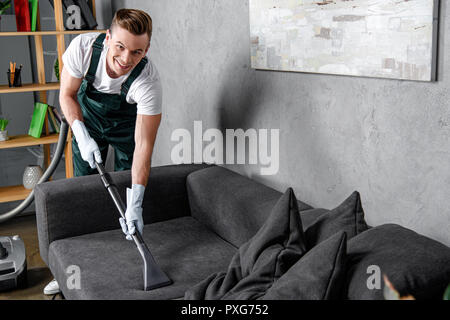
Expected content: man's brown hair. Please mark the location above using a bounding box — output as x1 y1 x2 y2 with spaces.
110 9 152 41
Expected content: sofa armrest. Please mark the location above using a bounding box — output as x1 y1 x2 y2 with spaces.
35 163 212 265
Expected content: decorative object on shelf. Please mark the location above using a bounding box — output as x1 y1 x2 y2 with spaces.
28 0 38 32
0 118 8 141
7 62 22 87
28 101 48 138
22 164 43 189
14 0 31 31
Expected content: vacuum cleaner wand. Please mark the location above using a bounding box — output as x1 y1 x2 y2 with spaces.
95 162 172 291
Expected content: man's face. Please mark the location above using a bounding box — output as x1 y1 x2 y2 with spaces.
105 26 150 78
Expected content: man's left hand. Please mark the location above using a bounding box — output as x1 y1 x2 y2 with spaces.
119 184 145 240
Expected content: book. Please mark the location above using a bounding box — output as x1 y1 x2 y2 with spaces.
28 102 48 138
74 0 97 29
47 106 60 133
28 0 38 32
48 0 86 30
14 0 31 32
63 0 87 29
49 105 63 124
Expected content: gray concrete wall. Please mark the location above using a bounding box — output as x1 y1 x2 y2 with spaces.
114 0 450 246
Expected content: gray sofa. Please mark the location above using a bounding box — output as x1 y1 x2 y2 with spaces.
35 164 450 300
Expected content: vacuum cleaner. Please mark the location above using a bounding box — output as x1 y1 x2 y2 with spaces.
0 235 27 291
0 120 68 291
0 118 172 291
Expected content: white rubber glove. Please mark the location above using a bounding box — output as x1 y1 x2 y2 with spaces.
119 184 145 240
71 120 102 169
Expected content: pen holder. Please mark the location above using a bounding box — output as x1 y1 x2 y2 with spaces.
7 71 14 87
7 69 22 87
14 68 22 87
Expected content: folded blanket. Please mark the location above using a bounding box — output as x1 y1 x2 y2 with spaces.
185 188 307 300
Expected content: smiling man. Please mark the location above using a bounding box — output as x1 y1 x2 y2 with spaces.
43 9 161 295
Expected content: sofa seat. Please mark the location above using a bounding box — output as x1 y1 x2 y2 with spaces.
48 216 237 300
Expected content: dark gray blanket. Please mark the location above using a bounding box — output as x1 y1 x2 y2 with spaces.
185 188 307 300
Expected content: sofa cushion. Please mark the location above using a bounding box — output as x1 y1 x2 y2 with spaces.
345 224 450 300
48 216 237 300
303 191 369 249
184 188 307 300
187 166 313 248
262 231 347 300
36 164 212 265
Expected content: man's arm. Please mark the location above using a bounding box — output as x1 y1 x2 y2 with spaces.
59 66 103 168
59 66 83 126
120 113 161 239
131 113 162 186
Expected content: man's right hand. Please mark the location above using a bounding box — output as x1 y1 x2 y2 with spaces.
71 119 102 168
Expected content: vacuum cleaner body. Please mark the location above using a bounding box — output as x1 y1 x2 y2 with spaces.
0 235 27 291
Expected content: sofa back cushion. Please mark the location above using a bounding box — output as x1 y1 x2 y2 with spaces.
303 191 369 250
186 166 312 247
345 224 450 300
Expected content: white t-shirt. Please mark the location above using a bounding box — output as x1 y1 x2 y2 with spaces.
62 32 162 116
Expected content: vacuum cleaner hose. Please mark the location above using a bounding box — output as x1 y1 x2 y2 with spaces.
0 120 69 223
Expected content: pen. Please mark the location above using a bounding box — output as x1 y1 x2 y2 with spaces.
9 62 13 85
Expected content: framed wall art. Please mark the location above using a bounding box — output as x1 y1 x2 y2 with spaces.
249 0 439 81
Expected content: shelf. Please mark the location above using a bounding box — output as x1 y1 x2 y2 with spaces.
0 30 107 36
0 185 31 203
0 134 59 150
0 82 60 93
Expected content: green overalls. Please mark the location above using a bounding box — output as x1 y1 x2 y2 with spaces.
73 33 148 176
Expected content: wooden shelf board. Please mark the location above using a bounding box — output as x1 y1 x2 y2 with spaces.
0 134 59 149
0 185 32 203
0 30 107 36
0 83 60 93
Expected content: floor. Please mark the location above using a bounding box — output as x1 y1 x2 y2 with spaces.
0 213 63 300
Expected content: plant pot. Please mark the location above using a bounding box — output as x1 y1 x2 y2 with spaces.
23 165 44 189
0 130 8 141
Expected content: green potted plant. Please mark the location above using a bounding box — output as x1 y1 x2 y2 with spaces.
0 1 12 31
0 1 11 15
0 118 9 141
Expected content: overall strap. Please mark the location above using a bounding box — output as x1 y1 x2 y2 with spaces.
120 57 148 101
85 33 106 84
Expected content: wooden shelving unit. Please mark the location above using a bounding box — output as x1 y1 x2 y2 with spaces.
0 82 60 93
0 133 59 149
0 185 32 203
0 30 105 36
0 0 104 203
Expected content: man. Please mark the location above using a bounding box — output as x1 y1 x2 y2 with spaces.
44 8 162 295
